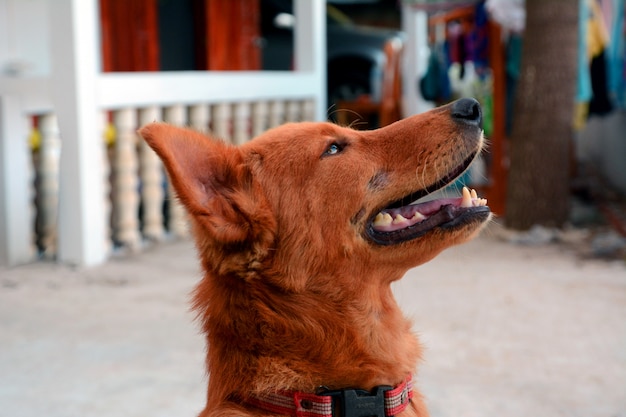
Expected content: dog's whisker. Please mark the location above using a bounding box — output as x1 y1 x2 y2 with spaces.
349 119 369 129
420 161 429 190
326 103 338 119
327 108 368 128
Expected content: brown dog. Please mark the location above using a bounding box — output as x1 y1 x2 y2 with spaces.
139 98 491 417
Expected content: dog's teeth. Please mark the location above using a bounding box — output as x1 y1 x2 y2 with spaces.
473 190 488 207
462 187 488 207
392 214 409 224
373 212 393 227
461 187 473 208
472 197 488 207
411 211 426 221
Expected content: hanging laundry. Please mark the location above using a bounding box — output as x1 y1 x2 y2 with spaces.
419 44 452 101
576 0 614 127
607 0 625 109
470 2 491 70
420 22 451 102
485 0 525 33
590 49 614 114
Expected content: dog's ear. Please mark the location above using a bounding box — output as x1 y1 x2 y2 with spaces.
138 123 274 247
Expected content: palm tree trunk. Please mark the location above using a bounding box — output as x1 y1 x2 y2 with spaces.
505 1 579 229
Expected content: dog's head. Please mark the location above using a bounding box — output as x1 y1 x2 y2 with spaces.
139 98 491 291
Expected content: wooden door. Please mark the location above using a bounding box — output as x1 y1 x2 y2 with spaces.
100 0 260 72
194 0 261 70
100 0 160 71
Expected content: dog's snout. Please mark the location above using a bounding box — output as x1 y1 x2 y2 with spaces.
450 98 482 128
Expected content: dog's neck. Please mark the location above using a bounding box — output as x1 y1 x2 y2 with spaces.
194 270 422 410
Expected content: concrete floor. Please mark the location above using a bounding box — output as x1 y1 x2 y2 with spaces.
1 229 625 417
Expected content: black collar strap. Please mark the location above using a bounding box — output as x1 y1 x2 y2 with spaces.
247 375 413 417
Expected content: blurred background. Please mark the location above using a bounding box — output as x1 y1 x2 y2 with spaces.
0 1 625 416
0 0 625 266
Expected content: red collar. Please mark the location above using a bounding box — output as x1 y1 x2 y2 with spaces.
247 375 413 417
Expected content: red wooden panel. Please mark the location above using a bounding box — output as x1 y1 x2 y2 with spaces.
197 0 260 70
99 0 159 72
486 21 507 216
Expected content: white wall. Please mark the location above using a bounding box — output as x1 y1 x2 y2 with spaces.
401 5 433 117
0 0 51 77
577 111 626 194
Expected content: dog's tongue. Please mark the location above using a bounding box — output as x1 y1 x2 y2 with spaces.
372 187 487 232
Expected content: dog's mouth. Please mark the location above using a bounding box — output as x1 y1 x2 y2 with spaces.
366 153 490 245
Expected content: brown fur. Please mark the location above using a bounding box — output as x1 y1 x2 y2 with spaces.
139 100 491 417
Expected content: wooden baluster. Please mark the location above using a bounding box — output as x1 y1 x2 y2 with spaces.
101 112 113 255
37 114 61 258
302 100 316 121
30 119 41 255
138 106 165 242
163 105 189 238
252 101 269 138
285 100 301 122
212 103 232 141
233 102 251 145
189 104 211 133
112 108 141 251
269 101 285 128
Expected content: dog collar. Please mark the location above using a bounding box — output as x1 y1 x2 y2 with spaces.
247 375 413 417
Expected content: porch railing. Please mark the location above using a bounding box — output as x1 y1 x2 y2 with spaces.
0 0 325 267
27 99 315 261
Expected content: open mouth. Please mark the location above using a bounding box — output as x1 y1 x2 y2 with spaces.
366 153 491 245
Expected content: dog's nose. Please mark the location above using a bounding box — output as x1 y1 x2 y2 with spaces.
450 98 482 128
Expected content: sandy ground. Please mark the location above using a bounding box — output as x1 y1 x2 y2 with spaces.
1 224 625 417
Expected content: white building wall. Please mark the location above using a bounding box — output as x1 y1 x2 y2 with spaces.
577 112 626 194
0 0 51 77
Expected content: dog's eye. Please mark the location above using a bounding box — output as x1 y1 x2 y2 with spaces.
324 142 343 156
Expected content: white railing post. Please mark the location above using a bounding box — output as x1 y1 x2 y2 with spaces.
401 5 433 116
38 114 61 257
302 100 316 121
212 103 232 142
112 108 141 250
294 0 326 121
163 105 189 238
252 101 269 137
190 104 211 133
286 101 301 122
101 112 113 255
0 96 34 266
138 106 165 242
269 101 285 128
50 0 108 266
233 102 250 145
